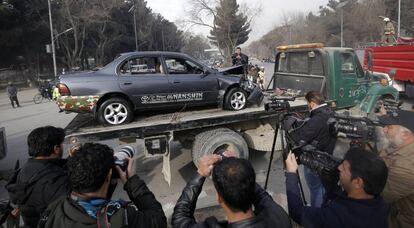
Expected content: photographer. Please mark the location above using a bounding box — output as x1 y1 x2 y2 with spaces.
6 126 70 228
285 148 389 228
290 91 336 207
378 110 414 227
38 143 166 228
172 154 291 228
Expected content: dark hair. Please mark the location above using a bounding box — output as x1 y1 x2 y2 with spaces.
27 126 65 157
305 91 325 105
344 148 388 196
212 157 255 212
68 143 114 193
236 47 241 50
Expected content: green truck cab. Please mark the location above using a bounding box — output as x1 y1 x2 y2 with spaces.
273 43 398 113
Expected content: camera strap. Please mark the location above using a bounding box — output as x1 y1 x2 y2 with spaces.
97 206 110 228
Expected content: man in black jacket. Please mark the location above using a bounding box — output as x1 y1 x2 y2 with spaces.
38 142 166 228
285 148 389 228
172 154 291 228
6 126 70 228
231 47 249 74
290 91 336 207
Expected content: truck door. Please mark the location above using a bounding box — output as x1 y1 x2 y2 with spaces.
333 51 367 108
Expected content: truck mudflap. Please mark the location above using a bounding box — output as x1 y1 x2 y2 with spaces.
359 84 399 113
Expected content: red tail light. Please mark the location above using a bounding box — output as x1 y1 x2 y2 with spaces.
58 83 71 96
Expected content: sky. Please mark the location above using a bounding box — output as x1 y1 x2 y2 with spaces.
146 0 330 45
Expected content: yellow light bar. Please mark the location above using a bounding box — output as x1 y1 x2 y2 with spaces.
277 43 324 51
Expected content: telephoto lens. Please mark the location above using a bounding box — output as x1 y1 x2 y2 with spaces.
114 145 135 172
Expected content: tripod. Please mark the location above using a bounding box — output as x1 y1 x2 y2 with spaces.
263 113 308 205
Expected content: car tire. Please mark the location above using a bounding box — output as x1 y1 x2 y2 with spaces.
224 87 247 111
98 98 134 125
191 128 249 167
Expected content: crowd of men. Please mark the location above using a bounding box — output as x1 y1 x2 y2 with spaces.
2 89 414 228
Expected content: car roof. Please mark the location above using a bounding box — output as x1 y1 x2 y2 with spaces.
118 51 192 58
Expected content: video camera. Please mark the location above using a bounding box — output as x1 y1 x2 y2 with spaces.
264 96 296 112
327 113 378 150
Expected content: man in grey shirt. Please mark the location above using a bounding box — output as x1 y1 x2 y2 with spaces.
7 82 20 108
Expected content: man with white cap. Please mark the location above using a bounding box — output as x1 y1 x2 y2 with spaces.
378 110 414 228
382 17 395 44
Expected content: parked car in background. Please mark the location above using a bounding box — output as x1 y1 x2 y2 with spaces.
57 51 263 125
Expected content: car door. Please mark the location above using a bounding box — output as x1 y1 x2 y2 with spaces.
118 55 172 108
163 56 219 105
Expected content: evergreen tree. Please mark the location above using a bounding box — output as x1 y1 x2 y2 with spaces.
208 0 250 63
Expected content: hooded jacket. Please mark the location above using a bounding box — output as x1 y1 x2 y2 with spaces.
6 158 70 228
38 175 167 228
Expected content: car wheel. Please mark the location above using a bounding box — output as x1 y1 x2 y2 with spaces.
224 87 247 111
191 128 249 167
98 98 133 125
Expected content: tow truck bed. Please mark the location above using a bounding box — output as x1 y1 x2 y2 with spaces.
64 99 308 143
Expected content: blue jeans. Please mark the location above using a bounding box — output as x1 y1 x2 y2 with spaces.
304 166 325 207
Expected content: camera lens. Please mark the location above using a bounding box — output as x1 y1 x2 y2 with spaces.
114 145 135 160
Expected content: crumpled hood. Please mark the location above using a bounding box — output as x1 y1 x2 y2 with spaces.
218 65 244 75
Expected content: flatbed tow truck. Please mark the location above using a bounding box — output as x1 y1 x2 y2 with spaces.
64 95 308 185
63 42 400 185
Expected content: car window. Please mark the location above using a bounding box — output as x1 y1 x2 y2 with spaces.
164 57 203 74
119 57 163 75
340 53 355 74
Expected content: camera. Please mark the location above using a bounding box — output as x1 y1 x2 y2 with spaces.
113 145 135 172
264 96 296 112
327 113 377 148
298 144 342 177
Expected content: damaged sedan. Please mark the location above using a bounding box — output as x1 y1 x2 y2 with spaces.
57 51 263 125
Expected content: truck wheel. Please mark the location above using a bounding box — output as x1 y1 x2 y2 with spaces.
224 87 247 111
98 98 133 125
191 128 249 167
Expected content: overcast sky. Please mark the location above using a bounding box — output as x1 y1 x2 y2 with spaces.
146 0 330 45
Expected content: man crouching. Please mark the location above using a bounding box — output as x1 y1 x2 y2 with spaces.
172 153 291 228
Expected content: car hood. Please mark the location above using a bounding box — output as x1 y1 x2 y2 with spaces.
218 65 244 75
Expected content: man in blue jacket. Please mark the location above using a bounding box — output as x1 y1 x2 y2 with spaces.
285 148 389 228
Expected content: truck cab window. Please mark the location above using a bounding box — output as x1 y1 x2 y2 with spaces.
288 52 308 74
340 53 355 74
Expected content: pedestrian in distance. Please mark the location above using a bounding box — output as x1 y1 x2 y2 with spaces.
257 66 265 90
6 82 20 108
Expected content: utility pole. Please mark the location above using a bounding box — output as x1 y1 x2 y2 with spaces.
47 0 57 77
398 0 401 37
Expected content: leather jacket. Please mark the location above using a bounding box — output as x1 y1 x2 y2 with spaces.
171 173 291 228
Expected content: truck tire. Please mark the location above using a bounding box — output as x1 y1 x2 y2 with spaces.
224 87 247 111
191 128 249 167
98 97 134 125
